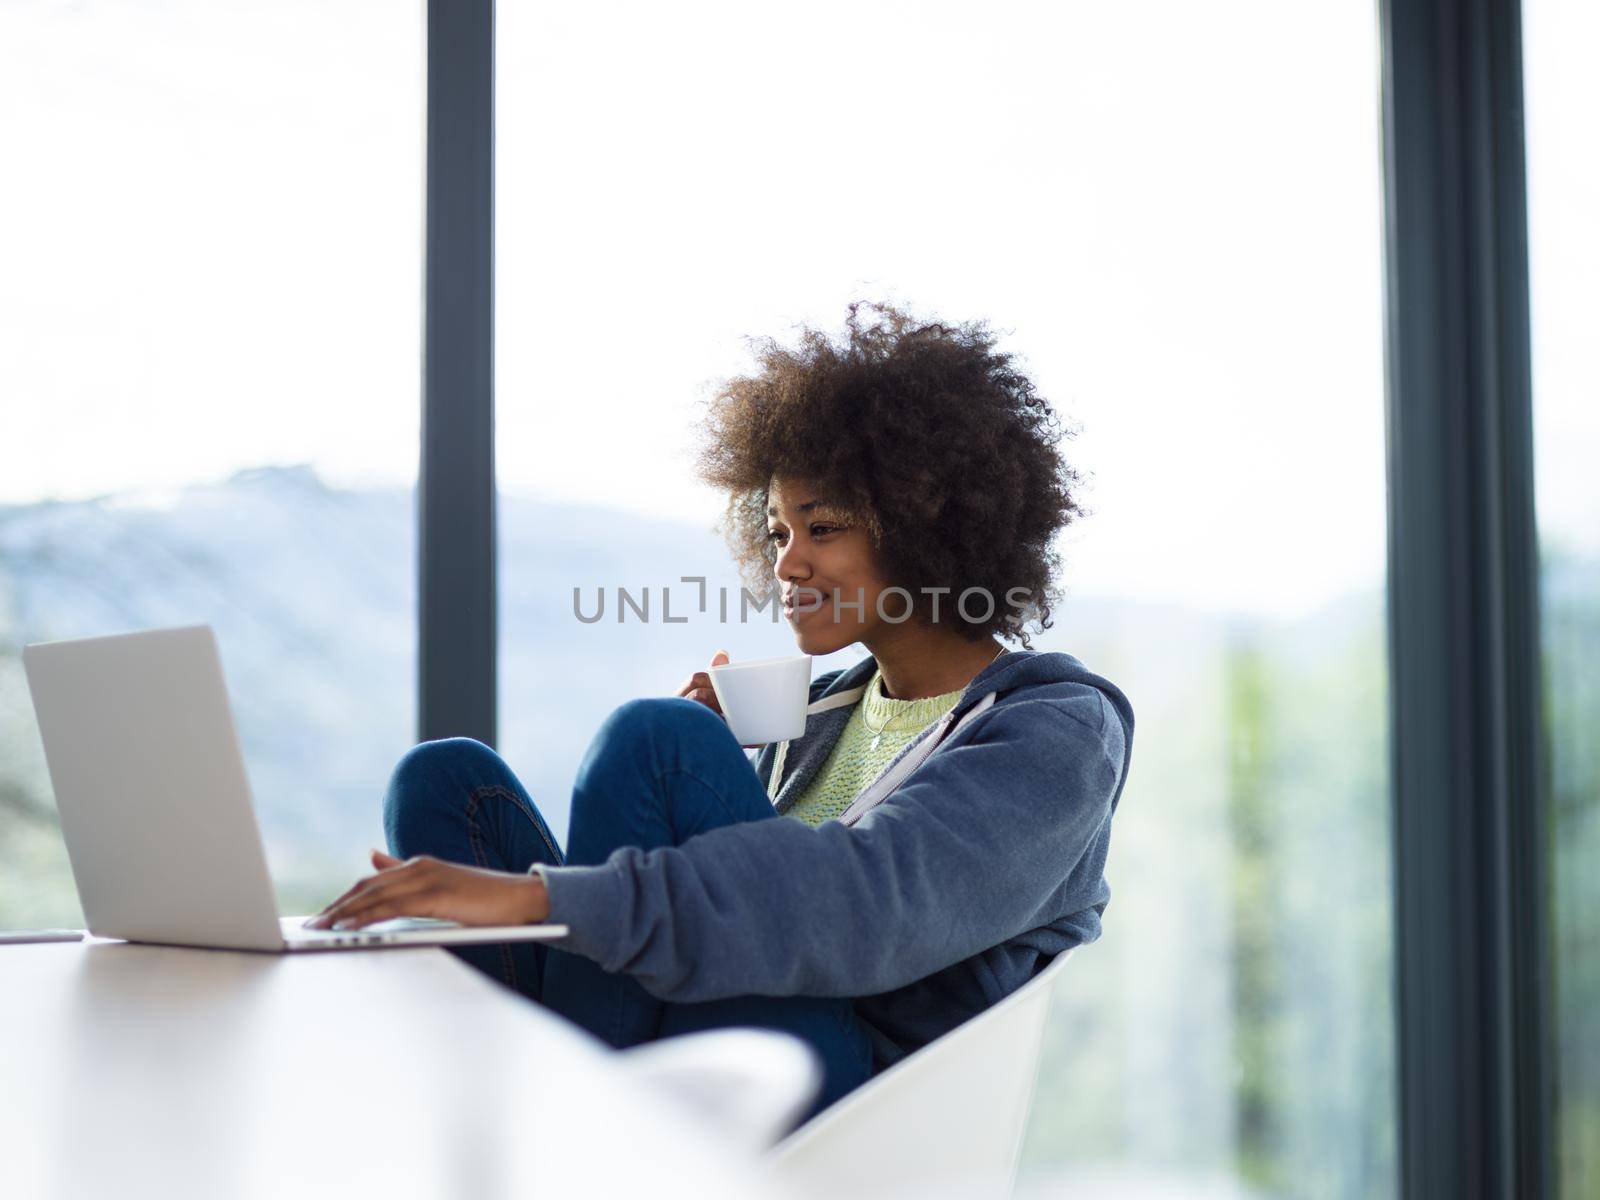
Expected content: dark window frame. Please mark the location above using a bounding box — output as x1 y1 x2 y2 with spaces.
419 2 1555 1194
1380 0 1549 1196
420 0 496 747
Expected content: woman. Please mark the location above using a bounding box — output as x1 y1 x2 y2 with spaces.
309 301 1135 1124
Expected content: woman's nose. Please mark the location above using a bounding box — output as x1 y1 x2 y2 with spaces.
774 538 809 583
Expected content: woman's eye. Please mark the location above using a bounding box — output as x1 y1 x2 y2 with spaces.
766 524 840 544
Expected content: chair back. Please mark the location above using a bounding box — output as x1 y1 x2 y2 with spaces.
617 1027 822 1152
764 948 1076 1200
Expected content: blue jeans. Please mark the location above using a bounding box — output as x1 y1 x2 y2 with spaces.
381 696 874 1123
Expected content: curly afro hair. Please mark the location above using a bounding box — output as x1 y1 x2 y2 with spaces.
693 300 1083 648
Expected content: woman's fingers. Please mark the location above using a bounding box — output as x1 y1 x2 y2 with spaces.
315 855 409 915
332 895 428 929
311 856 427 926
678 654 728 700
314 873 382 918
675 670 724 713
319 873 433 929
677 670 711 697
311 858 544 930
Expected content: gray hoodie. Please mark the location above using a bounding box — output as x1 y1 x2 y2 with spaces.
539 647 1135 1071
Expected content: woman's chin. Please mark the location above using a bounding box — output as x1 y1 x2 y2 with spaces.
789 627 823 655
790 621 855 657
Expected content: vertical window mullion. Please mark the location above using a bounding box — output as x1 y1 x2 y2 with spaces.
420 0 497 747
1379 0 1549 1196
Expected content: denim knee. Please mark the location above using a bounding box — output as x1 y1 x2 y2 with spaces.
569 698 728 837
383 736 505 853
595 696 726 749
580 696 734 795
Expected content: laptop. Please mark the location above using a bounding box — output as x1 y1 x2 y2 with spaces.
21 623 569 953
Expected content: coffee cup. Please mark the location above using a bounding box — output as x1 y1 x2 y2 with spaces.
707 654 812 745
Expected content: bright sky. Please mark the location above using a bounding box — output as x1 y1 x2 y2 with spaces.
1 0 1593 618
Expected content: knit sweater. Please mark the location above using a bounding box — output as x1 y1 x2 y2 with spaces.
785 668 965 826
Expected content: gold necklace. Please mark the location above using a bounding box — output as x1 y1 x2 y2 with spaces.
863 645 1007 752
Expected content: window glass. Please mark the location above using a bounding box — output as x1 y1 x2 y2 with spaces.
0 0 422 925
498 3 1393 1192
1524 2 1600 1194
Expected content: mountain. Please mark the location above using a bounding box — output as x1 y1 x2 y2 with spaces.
0 464 865 918
0 461 1408 930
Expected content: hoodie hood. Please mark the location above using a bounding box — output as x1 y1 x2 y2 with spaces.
814 646 1133 747
767 646 1135 821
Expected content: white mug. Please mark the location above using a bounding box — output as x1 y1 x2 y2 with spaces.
707 654 812 745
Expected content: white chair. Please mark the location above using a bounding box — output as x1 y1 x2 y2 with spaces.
618 949 1076 1200
614 1025 823 1152
763 948 1076 1200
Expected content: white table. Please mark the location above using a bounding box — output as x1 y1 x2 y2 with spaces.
0 938 779 1200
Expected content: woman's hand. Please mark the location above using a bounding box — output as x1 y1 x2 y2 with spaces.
676 648 731 714
305 849 550 930
676 650 762 750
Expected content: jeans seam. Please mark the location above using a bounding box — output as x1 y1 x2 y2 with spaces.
651 766 748 828
463 790 519 990
470 783 565 865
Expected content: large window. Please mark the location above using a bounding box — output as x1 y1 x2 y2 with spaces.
9 3 1582 1194
1525 2 1600 1194
496 2 1394 1193
0 0 422 924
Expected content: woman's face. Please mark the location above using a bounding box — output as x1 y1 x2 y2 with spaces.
767 476 894 655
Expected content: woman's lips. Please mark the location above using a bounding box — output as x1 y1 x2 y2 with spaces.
784 590 826 621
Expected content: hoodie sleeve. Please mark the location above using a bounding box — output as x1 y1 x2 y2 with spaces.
535 693 1128 1002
